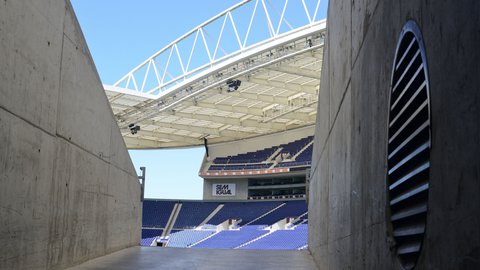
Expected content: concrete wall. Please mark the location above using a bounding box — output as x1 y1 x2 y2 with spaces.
0 1 141 269
203 178 249 201
309 1 480 269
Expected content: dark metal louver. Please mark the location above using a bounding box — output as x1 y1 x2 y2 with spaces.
387 21 431 270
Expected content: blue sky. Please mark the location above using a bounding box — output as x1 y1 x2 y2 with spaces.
70 0 327 200
70 0 240 199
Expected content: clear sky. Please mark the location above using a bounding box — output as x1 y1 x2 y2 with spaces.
70 0 327 200
70 0 246 200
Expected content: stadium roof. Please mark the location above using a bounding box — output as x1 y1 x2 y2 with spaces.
105 0 326 149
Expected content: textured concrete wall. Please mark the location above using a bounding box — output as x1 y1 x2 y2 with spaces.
0 1 141 269
309 1 480 269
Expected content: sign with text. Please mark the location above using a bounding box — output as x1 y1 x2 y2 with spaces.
212 183 236 196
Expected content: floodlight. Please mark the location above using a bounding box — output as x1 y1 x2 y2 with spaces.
129 123 140 135
226 79 242 92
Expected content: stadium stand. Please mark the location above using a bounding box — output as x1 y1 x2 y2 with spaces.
209 163 272 171
167 230 216 248
140 228 164 246
292 213 308 225
142 228 164 238
207 201 282 225
238 224 308 250
174 201 219 228
141 199 308 250
208 136 314 172
276 144 313 168
140 237 157 246
213 146 278 164
142 200 176 228
273 136 313 160
192 226 268 249
249 200 307 225
222 163 272 171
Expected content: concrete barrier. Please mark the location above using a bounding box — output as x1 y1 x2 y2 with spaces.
0 1 141 269
309 1 480 269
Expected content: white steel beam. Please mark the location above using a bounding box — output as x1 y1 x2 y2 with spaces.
150 121 257 138
265 65 319 79
121 129 202 144
172 111 297 130
124 136 196 148
245 77 318 94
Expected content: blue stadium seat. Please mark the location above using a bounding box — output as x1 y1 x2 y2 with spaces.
167 230 216 248
209 136 314 172
140 237 157 246
142 228 163 238
239 224 308 250
250 200 307 225
207 201 282 225
174 202 219 229
192 226 268 249
140 228 164 246
141 200 308 250
142 200 176 228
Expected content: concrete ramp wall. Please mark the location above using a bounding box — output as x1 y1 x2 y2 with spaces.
309 0 480 269
0 1 141 269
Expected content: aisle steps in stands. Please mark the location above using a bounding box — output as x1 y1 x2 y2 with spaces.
266 147 284 163
207 201 281 225
234 230 273 249
291 212 308 225
238 224 308 250
268 162 278 169
297 244 308 250
162 203 182 237
173 202 220 229
142 200 176 228
166 229 216 248
198 204 224 227
193 226 268 249
291 140 314 160
140 237 157 247
188 230 222 247
243 203 286 226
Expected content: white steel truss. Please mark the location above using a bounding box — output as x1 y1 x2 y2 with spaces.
105 0 327 148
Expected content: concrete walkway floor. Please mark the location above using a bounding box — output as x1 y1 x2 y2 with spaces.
67 246 318 270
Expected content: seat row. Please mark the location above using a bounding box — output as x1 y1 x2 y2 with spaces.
208 136 314 171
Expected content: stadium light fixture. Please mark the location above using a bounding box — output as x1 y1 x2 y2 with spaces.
226 79 241 92
129 123 141 134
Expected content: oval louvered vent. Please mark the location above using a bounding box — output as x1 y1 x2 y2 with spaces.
387 21 431 270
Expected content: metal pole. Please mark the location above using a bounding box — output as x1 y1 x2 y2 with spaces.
139 167 146 202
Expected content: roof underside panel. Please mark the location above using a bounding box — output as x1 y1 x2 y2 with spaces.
105 2 326 149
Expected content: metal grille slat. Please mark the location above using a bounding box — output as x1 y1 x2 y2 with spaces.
388 142 429 175
387 21 431 270
393 223 425 237
390 183 429 206
388 121 429 160
389 162 429 190
388 100 428 144
390 81 427 127
391 203 427 222
392 50 421 93
391 63 424 110
395 38 416 70
397 242 422 255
